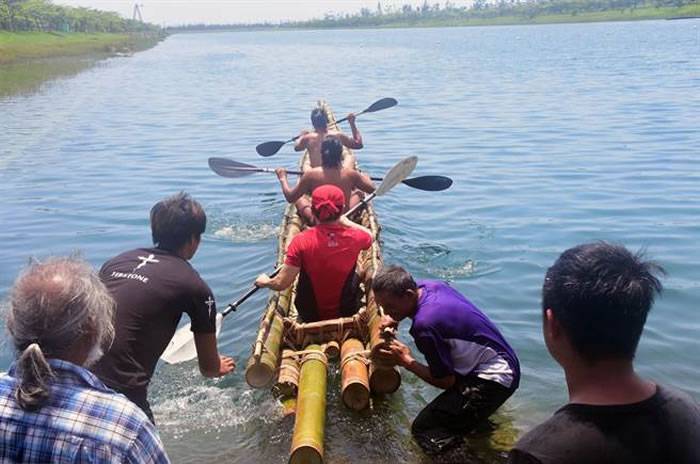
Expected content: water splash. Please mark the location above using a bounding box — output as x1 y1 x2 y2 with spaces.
213 223 279 243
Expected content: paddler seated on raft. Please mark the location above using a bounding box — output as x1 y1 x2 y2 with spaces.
296 107 363 171
276 136 375 225
255 184 373 323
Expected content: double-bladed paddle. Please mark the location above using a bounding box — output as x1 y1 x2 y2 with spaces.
208 157 452 192
255 97 398 157
160 155 418 365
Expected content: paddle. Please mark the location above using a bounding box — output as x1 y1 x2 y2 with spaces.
160 155 418 365
208 157 452 192
255 97 398 157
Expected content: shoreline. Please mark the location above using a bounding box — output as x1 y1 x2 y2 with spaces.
0 31 165 65
0 32 166 97
167 4 700 33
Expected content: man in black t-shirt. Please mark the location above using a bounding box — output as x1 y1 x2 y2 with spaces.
93 192 235 422
508 242 700 464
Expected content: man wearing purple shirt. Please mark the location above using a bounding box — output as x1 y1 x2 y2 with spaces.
372 265 520 454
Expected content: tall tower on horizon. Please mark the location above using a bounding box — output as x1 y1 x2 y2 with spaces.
132 3 144 22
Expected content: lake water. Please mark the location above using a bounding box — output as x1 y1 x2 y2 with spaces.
1 20 699 463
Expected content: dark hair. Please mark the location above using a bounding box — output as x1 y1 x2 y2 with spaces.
150 192 206 252
311 108 328 130
372 265 417 296
311 206 342 223
321 137 343 169
542 241 664 362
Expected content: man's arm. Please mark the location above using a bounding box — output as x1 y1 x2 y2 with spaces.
375 339 456 390
352 171 376 194
294 131 310 152
340 216 374 239
276 168 310 203
255 264 300 291
337 113 363 149
193 333 236 378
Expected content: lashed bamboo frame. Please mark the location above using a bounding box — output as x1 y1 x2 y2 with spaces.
244 101 401 395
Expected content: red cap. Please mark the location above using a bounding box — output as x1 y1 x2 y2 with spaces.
311 184 345 221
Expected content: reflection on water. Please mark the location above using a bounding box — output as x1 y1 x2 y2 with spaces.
0 56 103 97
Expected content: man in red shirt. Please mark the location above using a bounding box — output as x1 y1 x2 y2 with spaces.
255 184 373 322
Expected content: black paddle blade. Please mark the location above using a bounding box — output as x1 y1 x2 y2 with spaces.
256 140 286 157
208 157 259 178
402 175 453 191
365 97 398 113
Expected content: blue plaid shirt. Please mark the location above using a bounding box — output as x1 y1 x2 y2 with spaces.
0 359 170 463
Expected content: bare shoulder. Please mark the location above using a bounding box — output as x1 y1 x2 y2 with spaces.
306 167 324 180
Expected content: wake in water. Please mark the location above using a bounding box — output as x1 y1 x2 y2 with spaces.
385 241 499 281
154 384 282 435
205 206 280 243
213 223 279 242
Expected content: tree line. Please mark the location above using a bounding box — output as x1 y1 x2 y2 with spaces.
1 0 159 33
292 0 698 28
168 0 698 32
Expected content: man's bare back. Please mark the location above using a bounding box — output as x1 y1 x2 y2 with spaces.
276 166 375 225
296 113 363 170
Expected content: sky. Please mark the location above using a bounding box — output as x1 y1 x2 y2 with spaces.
55 0 472 26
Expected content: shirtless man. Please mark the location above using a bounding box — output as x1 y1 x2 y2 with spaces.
277 137 374 225
295 107 363 170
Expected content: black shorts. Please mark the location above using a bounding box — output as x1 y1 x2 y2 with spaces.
411 374 515 454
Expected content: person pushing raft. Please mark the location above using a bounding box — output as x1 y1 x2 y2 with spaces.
93 192 235 422
296 107 363 170
255 184 373 322
276 137 375 225
371 265 520 454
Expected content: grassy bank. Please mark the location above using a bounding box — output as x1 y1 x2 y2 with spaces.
0 31 163 64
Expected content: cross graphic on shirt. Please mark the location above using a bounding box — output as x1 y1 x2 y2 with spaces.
205 296 215 317
134 254 159 271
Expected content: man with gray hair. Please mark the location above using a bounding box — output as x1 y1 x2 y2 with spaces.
0 257 169 463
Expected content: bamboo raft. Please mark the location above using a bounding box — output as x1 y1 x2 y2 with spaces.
244 101 401 464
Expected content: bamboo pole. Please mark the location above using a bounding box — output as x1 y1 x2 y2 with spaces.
367 310 401 394
275 349 300 397
340 338 370 411
289 345 327 464
277 350 299 417
323 341 340 361
246 313 285 388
